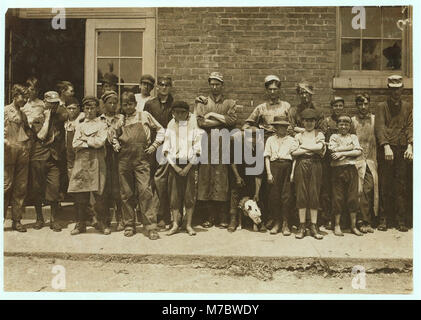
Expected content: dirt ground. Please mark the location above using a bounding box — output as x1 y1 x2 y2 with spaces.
3 256 413 294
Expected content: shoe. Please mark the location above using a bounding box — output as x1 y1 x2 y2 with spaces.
281 221 291 236
351 227 363 236
202 221 214 228
157 219 166 229
116 221 124 232
398 224 408 232
265 219 274 230
295 223 306 239
148 230 160 240
50 221 62 232
12 221 27 232
310 224 323 240
124 228 136 237
334 225 344 237
218 222 228 229
324 221 333 230
227 214 237 233
103 227 111 235
33 219 45 230
377 222 387 231
70 223 86 235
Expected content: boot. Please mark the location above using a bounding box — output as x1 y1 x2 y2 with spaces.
34 205 44 230
281 220 291 236
377 217 387 231
310 223 323 240
295 223 306 239
50 203 62 232
12 221 27 232
227 212 237 233
185 209 196 236
71 222 86 235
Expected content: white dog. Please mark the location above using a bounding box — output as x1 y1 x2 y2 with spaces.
238 197 262 231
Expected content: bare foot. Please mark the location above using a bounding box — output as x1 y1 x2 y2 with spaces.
351 227 363 236
334 226 344 236
186 226 196 236
167 225 179 236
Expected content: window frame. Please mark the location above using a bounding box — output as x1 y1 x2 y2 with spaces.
334 6 412 89
85 18 156 97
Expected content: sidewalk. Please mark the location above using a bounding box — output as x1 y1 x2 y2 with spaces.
3 205 413 273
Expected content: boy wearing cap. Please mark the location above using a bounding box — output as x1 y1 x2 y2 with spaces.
375 75 413 232
288 81 325 134
100 90 124 233
21 77 45 127
291 108 326 239
243 75 291 141
115 91 165 239
4 84 31 232
145 76 175 227
195 72 238 228
351 94 378 233
29 91 68 231
68 96 109 235
264 116 299 235
135 74 155 112
328 114 363 236
163 101 202 236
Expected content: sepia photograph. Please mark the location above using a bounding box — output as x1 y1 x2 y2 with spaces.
2 2 415 298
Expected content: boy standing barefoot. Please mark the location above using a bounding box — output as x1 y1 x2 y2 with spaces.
164 101 202 236
328 114 363 236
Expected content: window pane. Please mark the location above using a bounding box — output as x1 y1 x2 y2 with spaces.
120 58 142 83
121 32 143 57
341 39 360 70
382 40 401 70
362 7 381 38
97 32 119 56
362 39 381 70
120 85 139 94
340 7 360 37
383 6 403 38
97 58 119 84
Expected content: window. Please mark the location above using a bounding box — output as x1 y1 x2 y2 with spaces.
85 19 156 99
335 6 412 88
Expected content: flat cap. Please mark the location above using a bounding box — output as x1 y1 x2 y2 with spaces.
296 81 314 95
387 75 403 88
300 108 318 120
172 100 190 111
44 91 60 103
101 90 118 102
140 74 155 86
264 75 281 85
82 96 99 106
330 96 345 106
337 114 352 123
208 72 224 83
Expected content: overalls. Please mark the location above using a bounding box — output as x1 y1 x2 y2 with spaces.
118 121 158 231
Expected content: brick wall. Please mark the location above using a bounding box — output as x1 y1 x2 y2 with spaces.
157 7 412 126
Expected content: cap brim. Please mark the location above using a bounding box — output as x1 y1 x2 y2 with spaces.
388 83 403 88
271 122 290 126
209 77 224 83
45 99 60 103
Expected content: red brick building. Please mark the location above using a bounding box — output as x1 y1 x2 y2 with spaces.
5 6 412 124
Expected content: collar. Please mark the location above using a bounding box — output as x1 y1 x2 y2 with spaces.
357 112 371 120
209 94 224 104
268 98 281 106
158 94 173 106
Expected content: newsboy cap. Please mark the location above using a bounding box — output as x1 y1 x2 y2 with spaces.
172 101 190 111
82 96 99 106
300 108 318 120
44 91 60 103
101 72 118 85
330 96 345 106
208 72 224 83
264 75 281 85
296 81 314 95
387 75 403 88
140 74 155 86
101 90 118 102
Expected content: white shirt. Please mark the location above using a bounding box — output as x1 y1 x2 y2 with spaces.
264 134 298 161
162 113 202 164
135 94 153 113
